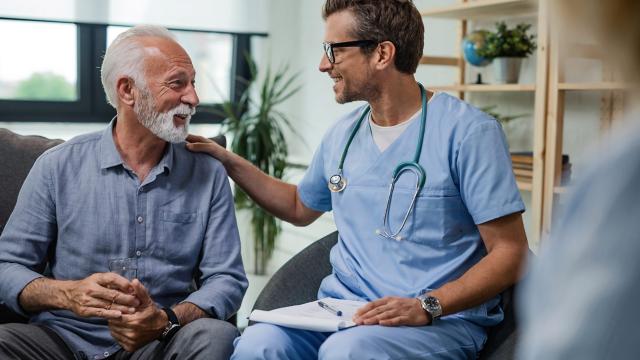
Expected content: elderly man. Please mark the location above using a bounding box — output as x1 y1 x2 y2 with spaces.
0 25 247 360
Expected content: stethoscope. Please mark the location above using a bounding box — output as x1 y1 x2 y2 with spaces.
328 83 427 241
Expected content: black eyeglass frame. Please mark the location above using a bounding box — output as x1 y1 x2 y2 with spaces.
322 40 378 64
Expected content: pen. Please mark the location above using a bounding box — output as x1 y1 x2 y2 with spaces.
318 301 343 316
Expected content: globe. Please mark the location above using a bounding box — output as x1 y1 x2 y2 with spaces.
462 30 491 67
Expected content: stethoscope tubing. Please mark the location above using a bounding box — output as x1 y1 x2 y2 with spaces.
329 82 429 240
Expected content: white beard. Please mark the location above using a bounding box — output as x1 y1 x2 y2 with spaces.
134 87 196 143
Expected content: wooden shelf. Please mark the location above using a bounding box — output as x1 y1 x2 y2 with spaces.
558 82 632 91
553 185 569 194
421 0 537 20
420 56 461 67
517 180 532 192
430 84 536 92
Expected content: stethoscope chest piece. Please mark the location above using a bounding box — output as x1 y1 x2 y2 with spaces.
328 173 347 192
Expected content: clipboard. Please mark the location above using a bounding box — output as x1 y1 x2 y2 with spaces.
248 298 366 332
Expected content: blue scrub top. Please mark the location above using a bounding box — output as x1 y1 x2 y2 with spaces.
297 93 525 327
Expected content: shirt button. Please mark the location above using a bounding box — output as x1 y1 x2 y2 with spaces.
136 216 144 224
136 250 142 257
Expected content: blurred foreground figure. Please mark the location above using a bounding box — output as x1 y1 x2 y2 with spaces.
518 0 640 359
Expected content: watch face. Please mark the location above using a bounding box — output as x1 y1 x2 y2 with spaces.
162 323 180 341
424 296 442 319
425 297 440 310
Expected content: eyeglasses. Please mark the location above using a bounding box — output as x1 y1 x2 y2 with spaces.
322 40 377 64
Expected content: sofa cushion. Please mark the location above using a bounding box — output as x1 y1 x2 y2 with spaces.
0 129 63 233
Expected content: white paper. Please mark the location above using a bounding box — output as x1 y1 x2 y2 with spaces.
248 298 367 332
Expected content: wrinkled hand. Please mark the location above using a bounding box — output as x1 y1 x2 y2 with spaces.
108 279 167 352
185 134 225 159
63 273 139 319
353 296 430 327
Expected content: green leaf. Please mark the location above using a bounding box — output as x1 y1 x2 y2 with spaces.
211 55 302 273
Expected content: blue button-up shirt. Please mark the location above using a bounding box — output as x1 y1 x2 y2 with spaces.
0 121 248 359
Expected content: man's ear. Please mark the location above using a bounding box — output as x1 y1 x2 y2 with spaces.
374 41 396 70
116 77 136 106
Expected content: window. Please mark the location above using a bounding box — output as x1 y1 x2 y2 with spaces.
107 26 233 105
0 18 262 124
0 20 78 101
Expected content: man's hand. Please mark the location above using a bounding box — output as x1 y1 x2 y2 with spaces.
185 134 227 162
108 279 168 352
61 273 139 320
353 296 430 327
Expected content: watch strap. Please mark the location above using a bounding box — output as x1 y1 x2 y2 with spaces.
160 307 181 342
162 307 179 326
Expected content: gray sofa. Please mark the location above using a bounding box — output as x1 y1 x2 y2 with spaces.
0 129 64 324
0 127 227 324
253 231 520 360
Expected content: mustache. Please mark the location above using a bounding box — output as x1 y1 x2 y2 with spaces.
169 104 196 117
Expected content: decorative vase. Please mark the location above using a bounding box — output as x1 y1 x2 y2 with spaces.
493 57 523 84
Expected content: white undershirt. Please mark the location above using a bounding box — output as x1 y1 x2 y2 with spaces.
369 92 439 152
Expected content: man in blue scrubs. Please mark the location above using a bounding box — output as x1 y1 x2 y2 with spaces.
188 0 529 358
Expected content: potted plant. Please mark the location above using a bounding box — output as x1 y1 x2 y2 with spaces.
215 58 301 275
477 22 537 84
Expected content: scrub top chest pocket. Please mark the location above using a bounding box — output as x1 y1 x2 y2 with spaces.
160 209 201 261
407 190 473 245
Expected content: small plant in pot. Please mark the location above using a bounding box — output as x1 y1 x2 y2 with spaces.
477 22 537 84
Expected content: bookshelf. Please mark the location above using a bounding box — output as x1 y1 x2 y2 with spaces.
421 0 549 244
420 0 538 20
541 23 629 239
557 82 632 91
421 0 630 244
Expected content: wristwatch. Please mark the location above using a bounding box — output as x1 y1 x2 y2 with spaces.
160 307 181 342
416 294 442 324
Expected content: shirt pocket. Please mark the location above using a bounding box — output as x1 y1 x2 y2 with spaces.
159 209 202 262
401 190 473 245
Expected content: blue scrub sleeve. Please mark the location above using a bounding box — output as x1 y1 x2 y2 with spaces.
297 139 333 212
456 120 525 224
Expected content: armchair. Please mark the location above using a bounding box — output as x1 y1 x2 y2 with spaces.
252 231 522 360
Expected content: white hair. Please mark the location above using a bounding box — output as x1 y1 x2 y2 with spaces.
100 25 176 108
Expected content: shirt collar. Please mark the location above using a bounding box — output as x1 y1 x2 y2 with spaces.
99 117 175 174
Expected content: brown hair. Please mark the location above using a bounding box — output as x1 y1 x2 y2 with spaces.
322 0 424 74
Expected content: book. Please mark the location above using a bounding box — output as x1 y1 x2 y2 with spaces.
248 298 367 332
511 153 533 166
512 163 533 171
511 151 570 165
513 168 533 177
